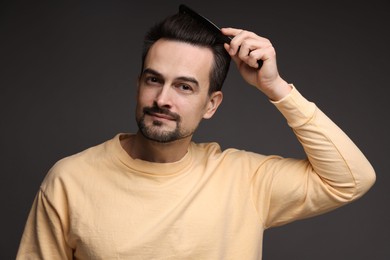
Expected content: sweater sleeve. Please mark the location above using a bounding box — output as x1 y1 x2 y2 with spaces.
16 188 73 259
251 85 376 228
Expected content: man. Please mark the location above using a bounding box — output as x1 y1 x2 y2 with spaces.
17 7 375 260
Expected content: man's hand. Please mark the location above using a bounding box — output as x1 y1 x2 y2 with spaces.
221 27 291 101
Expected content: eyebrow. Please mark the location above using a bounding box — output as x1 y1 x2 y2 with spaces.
142 68 200 87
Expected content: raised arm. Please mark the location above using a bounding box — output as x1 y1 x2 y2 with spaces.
222 27 376 227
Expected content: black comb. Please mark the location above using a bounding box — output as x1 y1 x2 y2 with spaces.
179 4 232 44
179 4 263 69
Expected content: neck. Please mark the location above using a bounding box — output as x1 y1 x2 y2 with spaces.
122 132 192 163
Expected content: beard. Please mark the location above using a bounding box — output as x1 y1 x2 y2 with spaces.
137 103 195 143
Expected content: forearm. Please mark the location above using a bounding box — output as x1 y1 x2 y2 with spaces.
272 86 376 200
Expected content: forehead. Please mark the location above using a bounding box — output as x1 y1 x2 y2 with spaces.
144 39 214 85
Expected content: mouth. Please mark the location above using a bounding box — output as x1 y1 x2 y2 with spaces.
147 112 176 121
143 105 180 122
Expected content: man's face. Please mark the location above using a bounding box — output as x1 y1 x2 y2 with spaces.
136 39 222 143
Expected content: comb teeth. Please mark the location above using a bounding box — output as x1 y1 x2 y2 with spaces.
178 4 232 44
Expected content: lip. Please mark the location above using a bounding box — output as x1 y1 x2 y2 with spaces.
148 112 175 121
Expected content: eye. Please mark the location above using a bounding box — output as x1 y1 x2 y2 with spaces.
145 76 160 85
176 83 193 93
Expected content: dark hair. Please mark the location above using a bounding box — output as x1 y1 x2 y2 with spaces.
141 12 231 94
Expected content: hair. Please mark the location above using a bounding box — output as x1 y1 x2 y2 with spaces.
141 12 231 95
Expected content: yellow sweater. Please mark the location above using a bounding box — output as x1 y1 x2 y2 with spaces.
17 87 375 259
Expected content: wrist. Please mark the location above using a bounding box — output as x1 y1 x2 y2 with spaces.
264 78 292 101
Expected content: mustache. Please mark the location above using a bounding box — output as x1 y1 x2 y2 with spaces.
143 103 181 121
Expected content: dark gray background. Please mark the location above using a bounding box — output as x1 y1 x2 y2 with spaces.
1 0 389 259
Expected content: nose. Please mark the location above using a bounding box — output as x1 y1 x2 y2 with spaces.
155 84 173 108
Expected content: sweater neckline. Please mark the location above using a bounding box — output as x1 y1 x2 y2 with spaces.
112 133 194 176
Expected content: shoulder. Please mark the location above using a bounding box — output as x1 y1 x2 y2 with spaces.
40 136 117 193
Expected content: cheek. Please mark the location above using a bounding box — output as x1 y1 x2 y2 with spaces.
135 92 151 118
137 88 154 106
183 103 209 122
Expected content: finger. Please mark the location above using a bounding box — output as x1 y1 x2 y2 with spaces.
224 43 243 67
222 28 244 56
237 38 262 60
221 27 243 38
236 37 271 67
222 29 260 52
246 49 266 68
251 45 276 61
227 30 268 56
229 31 255 55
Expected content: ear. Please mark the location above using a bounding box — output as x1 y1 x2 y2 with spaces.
203 91 223 119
